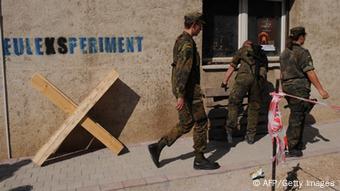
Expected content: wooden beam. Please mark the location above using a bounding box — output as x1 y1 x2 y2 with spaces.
31 74 77 114
31 73 124 153
32 70 123 166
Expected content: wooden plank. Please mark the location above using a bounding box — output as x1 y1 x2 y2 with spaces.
81 118 124 153
31 74 124 155
31 74 77 114
205 97 228 108
32 70 120 166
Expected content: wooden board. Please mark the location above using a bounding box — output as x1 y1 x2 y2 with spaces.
32 70 121 166
31 74 124 154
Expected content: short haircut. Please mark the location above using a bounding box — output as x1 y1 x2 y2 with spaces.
184 20 195 29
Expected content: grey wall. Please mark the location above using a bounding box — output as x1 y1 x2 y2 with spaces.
202 0 340 127
0 0 202 159
1 0 340 159
288 0 340 123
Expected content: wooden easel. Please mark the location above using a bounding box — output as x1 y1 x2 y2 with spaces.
31 69 124 166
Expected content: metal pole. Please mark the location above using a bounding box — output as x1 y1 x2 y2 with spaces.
271 79 280 191
0 0 12 159
271 138 277 191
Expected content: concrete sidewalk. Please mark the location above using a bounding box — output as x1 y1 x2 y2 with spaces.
1 121 340 191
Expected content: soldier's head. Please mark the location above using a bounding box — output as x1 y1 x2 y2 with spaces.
242 40 253 48
184 12 205 36
289 26 307 45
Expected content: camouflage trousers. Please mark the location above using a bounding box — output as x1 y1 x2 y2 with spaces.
226 74 262 138
283 82 314 150
161 98 208 153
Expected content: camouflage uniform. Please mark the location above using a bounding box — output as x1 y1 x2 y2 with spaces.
226 45 268 139
280 42 315 151
161 31 207 153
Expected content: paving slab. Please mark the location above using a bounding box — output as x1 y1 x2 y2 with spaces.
0 121 340 191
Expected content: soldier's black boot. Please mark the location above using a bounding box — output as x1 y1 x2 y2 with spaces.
245 134 255 144
193 152 220 170
148 139 166 168
286 149 303 158
296 143 306 150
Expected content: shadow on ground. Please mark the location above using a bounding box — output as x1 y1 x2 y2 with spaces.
158 139 244 167
285 162 339 191
0 160 31 182
301 114 330 150
159 81 276 167
8 185 33 191
285 163 302 191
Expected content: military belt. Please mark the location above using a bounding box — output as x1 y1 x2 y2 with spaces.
282 77 306 83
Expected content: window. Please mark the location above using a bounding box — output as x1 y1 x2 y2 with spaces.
203 0 238 58
203 0 286 64
248 0 282 56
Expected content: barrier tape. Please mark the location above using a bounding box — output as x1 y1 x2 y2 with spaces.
268 91 339 165
268 92 286 164
271 92 340 111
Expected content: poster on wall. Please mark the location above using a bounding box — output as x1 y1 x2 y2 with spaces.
257 18 276 52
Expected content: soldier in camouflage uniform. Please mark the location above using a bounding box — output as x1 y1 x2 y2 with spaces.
148 12 220 170
221 40 268 144
280 26 329 157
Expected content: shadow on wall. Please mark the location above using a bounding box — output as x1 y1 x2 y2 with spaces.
54 79 140 155
0 159 31 182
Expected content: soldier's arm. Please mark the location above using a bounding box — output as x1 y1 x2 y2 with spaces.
301 50 329 99
174 42 194 98
221 50 242 89
299 50 315 73
306 70 329 99
222 66 235 85
222 49 241 85
230 49 242 69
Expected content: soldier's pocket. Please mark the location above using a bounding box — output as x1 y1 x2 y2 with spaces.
178 104 194 126
192 101 207 122
193 85 204 99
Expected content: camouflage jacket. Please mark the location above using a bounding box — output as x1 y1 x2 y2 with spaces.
171 32 201 100
280 43 314 83
230 46 268 80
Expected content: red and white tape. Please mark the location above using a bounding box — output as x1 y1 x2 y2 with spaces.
271 92 340 112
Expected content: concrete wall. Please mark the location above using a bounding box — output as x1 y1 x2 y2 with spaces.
202 0 340 126
1 0 340 159
0 0 202 159
288 0 340 123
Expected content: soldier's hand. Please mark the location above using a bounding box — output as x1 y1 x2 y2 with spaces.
176 97 185 111
319 89 329 99
221 82 228 92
